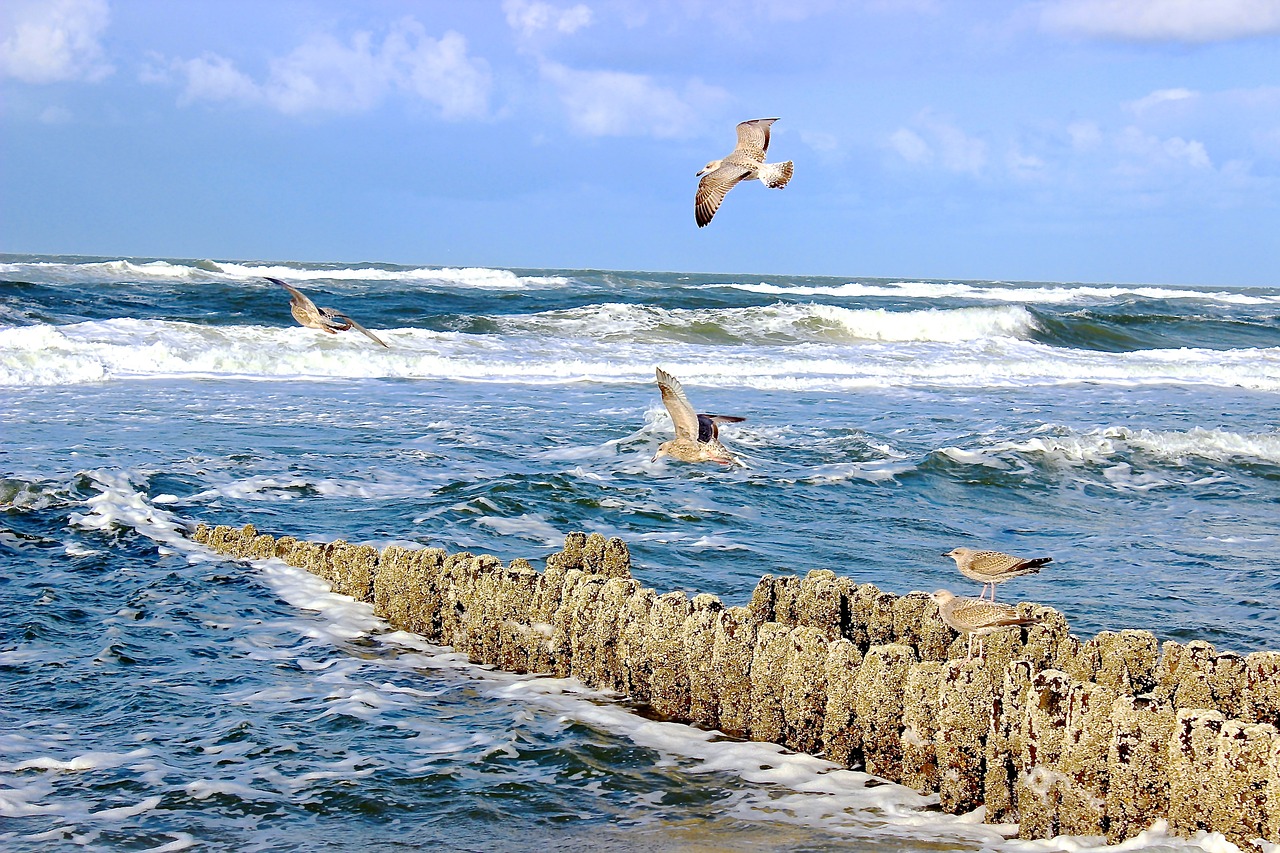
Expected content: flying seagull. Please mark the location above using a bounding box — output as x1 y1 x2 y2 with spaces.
652 367 745 465
943 547 1052 602
931 589 1043 660
268 277 388 348
695 118 794 227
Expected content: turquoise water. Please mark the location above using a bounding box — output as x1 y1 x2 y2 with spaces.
2 255 1278 851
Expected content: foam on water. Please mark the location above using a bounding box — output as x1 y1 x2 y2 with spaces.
724 279 1280 306
0 258 571 289
4 317 1279 391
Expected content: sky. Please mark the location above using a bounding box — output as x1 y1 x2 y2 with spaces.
1 0 1278 286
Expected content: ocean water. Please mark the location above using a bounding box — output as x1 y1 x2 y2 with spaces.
2 254 1277 852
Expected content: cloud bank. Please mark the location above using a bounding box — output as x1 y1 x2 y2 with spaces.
0 0 112 84
1041 0 1280 44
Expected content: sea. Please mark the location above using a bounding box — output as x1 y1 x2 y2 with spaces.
1 253 1277 852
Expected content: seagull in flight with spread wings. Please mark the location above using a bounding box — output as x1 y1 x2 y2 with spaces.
695 118 794 228
652 367 745 465
269 278 388 348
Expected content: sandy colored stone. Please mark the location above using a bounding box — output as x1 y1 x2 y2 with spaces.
893 592 953 662
582 532 607 574
566 574 608 684
548 568 587 677
821 638 865 769
647 591 693 720
684 594 724 729
326 541 378 602
617 585 657 704
712 605 759 739
782 626 829 754
1243 651 1280 727
1058 680 1118 837
850 585 896 649
900 661 943 794
853 643 917 779
1167 708 1226 836
1210 720 1277 848
984 659 1035 825
795 570 843 640
590 577 640 691
560 531 587 571
1015 669 1072 839
601 537 631 578
748 575 799 625
935 658 994 814
1106 695 1175 844
373 545 445 640
493 561 544 674
1154 640 1216 711
748 622 792 744
1208 651 1246 720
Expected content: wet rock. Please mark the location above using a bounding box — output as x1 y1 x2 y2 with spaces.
1210 720 1277 848
684 594 724 729
1058 680 1118 836
1106 695 1175 844
782 627 829 754
647 591 693 720
617 586 657 705
582 532 607 574
373 545 445 640
591 577 640 691
748 575 799 625
601 537 631 578
984 660 1034 825
795 570 844 640
566 574 608 684
850 585 896 649
935 658 994 814
893 592 952 662
748 622 792 744
1167 708 1226 836
900 661 943 793
326 541 377 602
1243 651 1280 727
712 606 759 739
821 638 865 769
1015 669 1072 838
1154 640 1216 711
853 643 917 779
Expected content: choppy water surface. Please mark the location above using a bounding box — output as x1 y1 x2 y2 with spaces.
2 255 1277 851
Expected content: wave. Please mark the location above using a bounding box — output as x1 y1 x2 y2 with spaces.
724 279 1280 306
3 317 1280 391
499 302 1039 344
0 258 572 289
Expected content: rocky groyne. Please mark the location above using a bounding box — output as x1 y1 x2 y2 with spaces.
191 522 1280 847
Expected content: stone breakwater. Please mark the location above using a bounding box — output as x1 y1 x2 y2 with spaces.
191 522 1280 847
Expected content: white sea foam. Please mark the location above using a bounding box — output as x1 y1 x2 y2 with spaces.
0 258 571 289
7 315 1278 392
725 279 1280 306
502 301 1039 343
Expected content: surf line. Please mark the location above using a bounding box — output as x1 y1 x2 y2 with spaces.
191 522 1280 847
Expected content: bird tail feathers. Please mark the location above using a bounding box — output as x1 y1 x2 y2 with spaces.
761 161 793 189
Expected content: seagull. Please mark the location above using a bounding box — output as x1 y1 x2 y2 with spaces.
652 367 745 465
269 278 388 347
943 547 1052 602
930 590 1043 660
695 118 794 227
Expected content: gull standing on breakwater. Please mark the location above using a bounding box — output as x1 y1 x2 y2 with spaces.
695 118 794 227
944 547 1052 602
931 589 1042 660
269 277 389 347
652 367 746 465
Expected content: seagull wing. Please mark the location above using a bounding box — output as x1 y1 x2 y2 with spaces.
735 118 778 157
968 550 1028 574
695 164 751 227
697 414 746 443
656 367 700 440
950 597 1038 630
338 314 388 347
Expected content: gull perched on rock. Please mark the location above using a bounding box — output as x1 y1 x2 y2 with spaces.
931 589 1042 660
695 118 794 227
944 547 1052 602
269 277 388 347
652 367 745 465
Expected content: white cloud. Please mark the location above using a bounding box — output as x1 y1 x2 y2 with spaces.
0 0 112 84
1041 0 1280 44
889 114 987 174
1127 87 1199 115
540 61 726 137
163 19 490 119
1067 120 1103 150
503 0 593 39
1116 126 1213 170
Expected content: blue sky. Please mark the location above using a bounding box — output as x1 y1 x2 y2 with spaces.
2 0 1278 285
